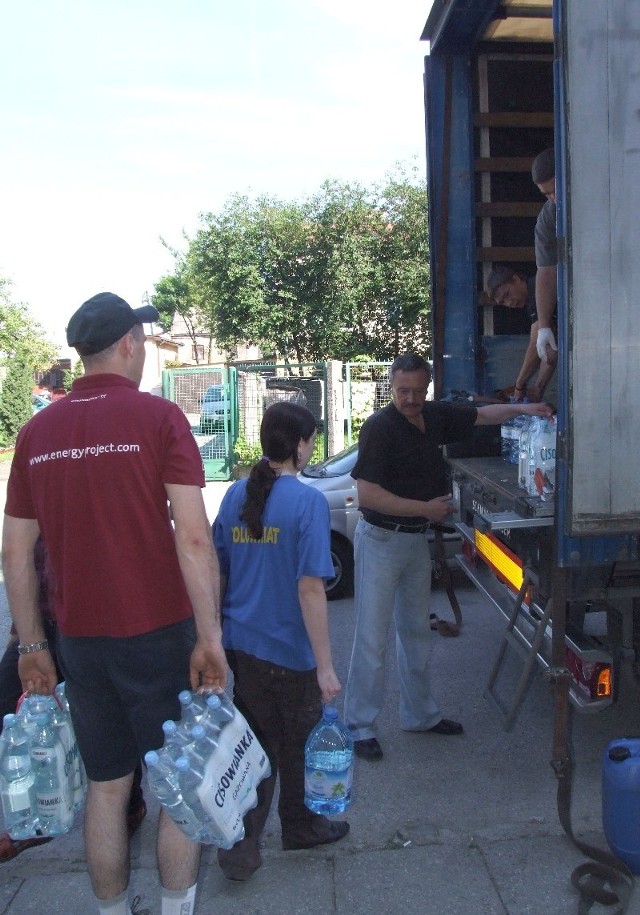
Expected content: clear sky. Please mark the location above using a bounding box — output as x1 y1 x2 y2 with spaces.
1 0 434 349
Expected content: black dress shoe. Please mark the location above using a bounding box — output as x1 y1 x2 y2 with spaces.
427 718 463 735
217 845 262 881
354 737 383 760
282 821 350 851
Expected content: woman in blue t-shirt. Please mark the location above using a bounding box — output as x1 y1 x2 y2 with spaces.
213 402 349 881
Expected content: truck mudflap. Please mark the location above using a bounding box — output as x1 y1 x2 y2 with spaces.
455 520 614 716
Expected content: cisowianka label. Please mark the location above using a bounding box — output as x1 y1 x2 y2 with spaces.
196 708 271 845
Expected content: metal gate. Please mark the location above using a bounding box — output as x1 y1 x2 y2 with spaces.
344 362 392 444
162 365 237 481
233 363 328 468
163 362 328 481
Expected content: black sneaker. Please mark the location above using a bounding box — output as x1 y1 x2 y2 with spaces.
282 821 350 851
354 737 383 761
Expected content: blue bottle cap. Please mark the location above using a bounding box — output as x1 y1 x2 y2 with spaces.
323 704 338 720
145 750 160 766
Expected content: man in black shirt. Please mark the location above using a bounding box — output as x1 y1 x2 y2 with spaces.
344 353 553 760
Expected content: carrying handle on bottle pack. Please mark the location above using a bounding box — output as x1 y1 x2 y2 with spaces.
16 690 64 714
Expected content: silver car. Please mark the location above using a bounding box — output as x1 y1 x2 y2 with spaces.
199 384 230 432
299 444 460 600
298 444 360 600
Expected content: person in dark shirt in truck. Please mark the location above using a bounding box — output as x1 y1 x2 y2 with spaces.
486 265 556 402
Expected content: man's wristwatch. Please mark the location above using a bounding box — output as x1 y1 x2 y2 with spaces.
18 640 49 655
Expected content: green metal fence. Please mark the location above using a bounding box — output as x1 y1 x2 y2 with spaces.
163 362 328 481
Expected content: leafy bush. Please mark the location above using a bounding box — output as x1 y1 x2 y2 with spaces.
233 434 263 466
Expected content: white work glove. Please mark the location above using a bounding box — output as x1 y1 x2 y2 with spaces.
536 327 558 361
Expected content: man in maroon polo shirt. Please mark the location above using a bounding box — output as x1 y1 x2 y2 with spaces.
2 292 227 915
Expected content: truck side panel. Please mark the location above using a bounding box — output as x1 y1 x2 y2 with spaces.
425 53 477 396
562 0 640 534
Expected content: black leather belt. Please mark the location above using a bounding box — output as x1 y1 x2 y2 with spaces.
368 519 431 534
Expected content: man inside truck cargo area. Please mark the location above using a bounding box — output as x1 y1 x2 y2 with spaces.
344 352 554 761
532 146 558 367
486 265 556 402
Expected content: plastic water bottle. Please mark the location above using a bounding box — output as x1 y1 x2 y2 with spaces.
518 417 533 490
0 714 39 839
54 682 86 812
501 417 518 463
525 417 543 495
190 723 218 756
203 693 235 730
174 755 231 846
144 750 206 841
178 690 210 727
532 416 556 500
30 712 73 836
162 719 191 749
304 705 354 815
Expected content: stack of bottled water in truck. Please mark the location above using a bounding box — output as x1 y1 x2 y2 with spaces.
501 411 557 501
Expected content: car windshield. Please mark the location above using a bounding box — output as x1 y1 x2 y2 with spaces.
301 443 358 478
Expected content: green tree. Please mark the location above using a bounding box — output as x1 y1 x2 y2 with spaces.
0 278 58 368
188 194 269 359
0 353 33 446
0 277 59 445
152 243 220 364
63 359 84 391
160 164 431 364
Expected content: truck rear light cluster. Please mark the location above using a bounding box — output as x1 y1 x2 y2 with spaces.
473 529 529 601
565 647 613 701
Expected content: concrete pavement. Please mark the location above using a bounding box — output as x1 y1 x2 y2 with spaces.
1 463 640 912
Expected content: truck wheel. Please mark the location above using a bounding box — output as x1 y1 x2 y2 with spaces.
325 534 354 601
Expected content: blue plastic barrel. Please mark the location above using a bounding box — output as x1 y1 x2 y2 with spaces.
602 737 640 873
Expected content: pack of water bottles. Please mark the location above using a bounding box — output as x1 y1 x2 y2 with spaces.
0 683 86 840
304 704 354 815
517 414 557 499
145 689 271 849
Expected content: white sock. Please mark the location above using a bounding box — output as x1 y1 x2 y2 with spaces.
96 889 129 915
161 883 197 915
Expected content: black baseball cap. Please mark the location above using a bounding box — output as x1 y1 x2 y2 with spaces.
66 292 159 354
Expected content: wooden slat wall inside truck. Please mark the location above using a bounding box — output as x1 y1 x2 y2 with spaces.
563 0 640 534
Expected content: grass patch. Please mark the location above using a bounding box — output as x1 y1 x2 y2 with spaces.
0 450 14 464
